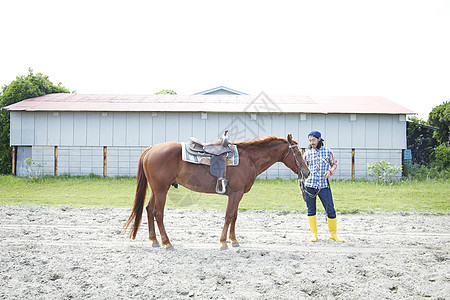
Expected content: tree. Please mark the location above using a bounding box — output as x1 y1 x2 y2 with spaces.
428 101 449 145
0 68 71 174
155 90 177 95
406 116 438 166
431 143 450 170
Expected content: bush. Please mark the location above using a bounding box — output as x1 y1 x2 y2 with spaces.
22 157 43 180
403 162 450 180
431 144 450 170
367 160 402 183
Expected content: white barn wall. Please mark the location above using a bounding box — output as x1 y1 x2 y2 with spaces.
61 113 74 146
87 113 100 146
138 112 152 146
22 112 35 145
48 112 60 145
34 112 48 146
10 111 22 145
10 111 406 179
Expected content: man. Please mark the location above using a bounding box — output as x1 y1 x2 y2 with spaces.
303 131 344 242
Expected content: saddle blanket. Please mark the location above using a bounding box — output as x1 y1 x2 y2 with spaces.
181 142 239 166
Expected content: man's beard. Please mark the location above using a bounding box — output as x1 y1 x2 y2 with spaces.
308 141 322 149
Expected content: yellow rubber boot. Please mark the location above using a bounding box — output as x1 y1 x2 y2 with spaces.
308 215 318 242
328 218 344 242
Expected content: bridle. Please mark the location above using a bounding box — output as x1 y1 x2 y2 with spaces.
282 143 307 178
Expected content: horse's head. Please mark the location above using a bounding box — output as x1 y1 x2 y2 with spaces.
282 134 310 179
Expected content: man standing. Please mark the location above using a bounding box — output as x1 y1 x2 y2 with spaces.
303 131 344 242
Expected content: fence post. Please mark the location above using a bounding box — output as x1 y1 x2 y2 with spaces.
12 146 17 176
54 146 58 176
351 148 355 180
103 146 107 177
402 149 405 177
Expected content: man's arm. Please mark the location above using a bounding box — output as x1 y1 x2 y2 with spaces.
325 152 338 178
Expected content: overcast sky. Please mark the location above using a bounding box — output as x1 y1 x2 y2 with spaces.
1 0 449 119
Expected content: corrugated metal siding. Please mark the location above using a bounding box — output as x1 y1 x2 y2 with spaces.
61 113 74 146
112 113 126 146
87 113 100 146
10 112 22 145
48 112 60 145
152 113 166 145
99 113 113 146
126 113 139 146
21 112 35 145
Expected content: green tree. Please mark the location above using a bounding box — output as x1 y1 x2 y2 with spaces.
428 101 449 145
406 116 438 166
0 68 71 174
431 144 450 170
155 89 177 95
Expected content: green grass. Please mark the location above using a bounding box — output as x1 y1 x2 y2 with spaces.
0 175 448 213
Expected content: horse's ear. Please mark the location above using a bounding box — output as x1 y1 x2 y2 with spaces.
287 134 293 143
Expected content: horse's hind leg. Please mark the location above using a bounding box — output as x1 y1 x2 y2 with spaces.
154 191 173 250
229 210 240 247
146 193 160 247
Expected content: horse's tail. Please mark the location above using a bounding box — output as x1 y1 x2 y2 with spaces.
122 147 152 239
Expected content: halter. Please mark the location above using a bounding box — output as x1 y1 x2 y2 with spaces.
282 143 306 177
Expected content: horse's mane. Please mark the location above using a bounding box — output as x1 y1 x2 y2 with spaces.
233 136 290 150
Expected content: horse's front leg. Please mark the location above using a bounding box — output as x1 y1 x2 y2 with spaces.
228 210 240 247
220 192 243 250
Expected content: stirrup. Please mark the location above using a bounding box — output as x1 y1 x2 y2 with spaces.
216 178 228 194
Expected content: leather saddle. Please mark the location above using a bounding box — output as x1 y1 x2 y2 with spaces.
187 131 233 157
186 130 233 194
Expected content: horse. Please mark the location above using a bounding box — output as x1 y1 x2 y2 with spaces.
122 134 310 250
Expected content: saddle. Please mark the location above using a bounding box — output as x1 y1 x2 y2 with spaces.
187 131 233 156
186 130 234 194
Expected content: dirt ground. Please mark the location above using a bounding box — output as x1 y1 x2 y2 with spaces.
0 205 449 299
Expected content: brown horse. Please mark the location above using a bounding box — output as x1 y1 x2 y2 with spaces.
122 134 310 250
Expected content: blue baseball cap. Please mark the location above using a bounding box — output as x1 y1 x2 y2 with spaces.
308 131 321 139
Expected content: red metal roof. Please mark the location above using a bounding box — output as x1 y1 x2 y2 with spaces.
2 93 415 114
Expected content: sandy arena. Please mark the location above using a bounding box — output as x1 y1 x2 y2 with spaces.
0 205 449 299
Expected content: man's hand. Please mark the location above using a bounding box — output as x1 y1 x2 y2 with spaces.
324 170 331 179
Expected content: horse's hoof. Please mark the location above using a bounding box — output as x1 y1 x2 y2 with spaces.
220 244 229 250
152 243 160 248
232 242 240 248
165 244 174 251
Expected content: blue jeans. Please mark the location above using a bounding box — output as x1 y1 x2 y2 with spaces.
305 187 337 218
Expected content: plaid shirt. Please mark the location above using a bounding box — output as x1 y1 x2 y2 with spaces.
303 146 338 189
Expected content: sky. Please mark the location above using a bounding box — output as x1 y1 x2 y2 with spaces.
1 0 449 120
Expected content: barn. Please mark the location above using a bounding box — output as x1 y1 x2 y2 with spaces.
3 92 414 180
